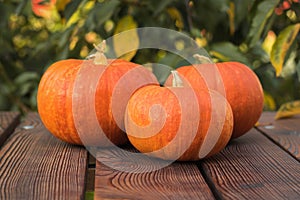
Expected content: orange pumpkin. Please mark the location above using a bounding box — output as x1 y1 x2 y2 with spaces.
125 71 233 161
166 60 264 139
216 62 264 138
37 42 159 146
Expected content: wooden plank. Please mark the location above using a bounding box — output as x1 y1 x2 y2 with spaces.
0 113 88 200
94 147 215 200
257 112 300 160
0 112 20 147
200 129 300 199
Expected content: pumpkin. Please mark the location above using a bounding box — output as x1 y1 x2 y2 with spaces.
125 71 233 161
37 41 159 146
166 58 264 139
216 62 264 138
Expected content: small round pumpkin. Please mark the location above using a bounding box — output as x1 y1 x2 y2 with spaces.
125 71 233 161
166 59 264 139
37 42 159 146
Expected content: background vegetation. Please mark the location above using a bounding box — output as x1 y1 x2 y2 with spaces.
0 0 299 115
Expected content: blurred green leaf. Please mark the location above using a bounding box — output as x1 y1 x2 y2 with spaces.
152 0 174 16
90 0 120 28
247 0 279 47
63 0 82 21
210 42 251 66
14 72 39 85
233 0 255 25
18 82 33 96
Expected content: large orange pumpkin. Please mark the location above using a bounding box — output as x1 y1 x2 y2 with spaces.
125 71 233 161
166 61 264 139
37 43 159 146
216 62 264 138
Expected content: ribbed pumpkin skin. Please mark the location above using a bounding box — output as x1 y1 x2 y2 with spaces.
125 85 233 161
167 62 264 139
37 59 83 145
216 62 264 138
37 59 159 146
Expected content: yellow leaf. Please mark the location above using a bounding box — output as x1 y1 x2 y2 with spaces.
275 100 300 120
226 2 235 35
195 37 207 47
66 1 94 28
113 15 139 61
209 50 230 62
270 23 300 77
167 7 184 29
262 31 276 56
263 92 276 111
56 0 71 11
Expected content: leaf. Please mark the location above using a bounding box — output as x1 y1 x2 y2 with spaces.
63 0 82 22
18 82 34 96
264 92 276 111
92 0 120 28
56 0 71 11
280 50 297 78
151 0 174 16
65 0 94 28
167 7 184 29
113 15 139 61
262 31 276 56
210 42 251 66
226 2 235 35
270 23 300 77
247 0 279 47
275 100 300 120
14 72 39 85
233 0 255 25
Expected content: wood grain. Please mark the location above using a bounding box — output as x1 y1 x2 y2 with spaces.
94 147 215 200
257 112 300 160
200 129 300 200
0 113 88 200
0 112 20 147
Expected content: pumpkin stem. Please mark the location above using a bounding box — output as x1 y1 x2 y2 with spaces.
91 40 108 65
193 54 213 64
171 70 183 87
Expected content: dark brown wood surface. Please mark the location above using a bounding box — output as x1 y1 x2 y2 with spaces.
0 112 20 147
256 112 300 160
94 149 215 200
201 129 300 200
0 113 88 200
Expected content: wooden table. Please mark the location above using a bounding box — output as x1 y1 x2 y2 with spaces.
0 112 299 199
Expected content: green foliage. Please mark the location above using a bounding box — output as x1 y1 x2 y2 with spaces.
0 0 299 113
